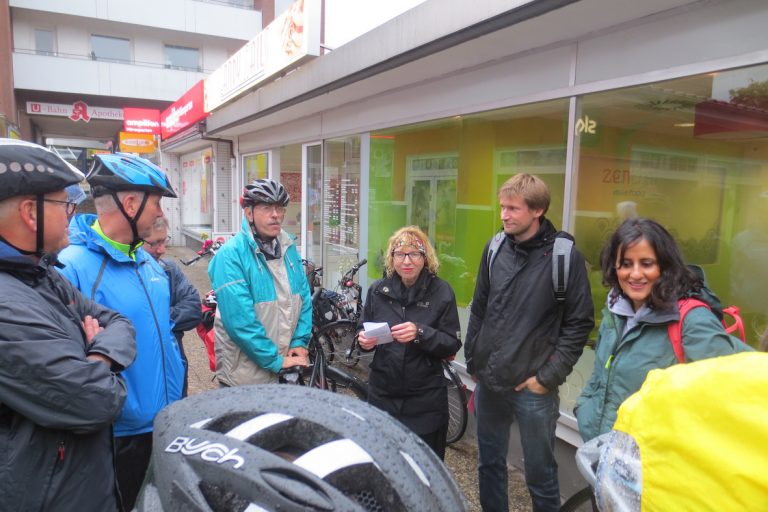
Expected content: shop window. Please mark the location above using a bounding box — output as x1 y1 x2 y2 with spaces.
181 148 214 238
164 45 200 71
90 34 131 63
277 144 303 250
572 63 768 350
323 136 361 288
34 29 55 56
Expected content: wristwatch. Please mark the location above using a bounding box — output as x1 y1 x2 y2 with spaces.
414 326 424 343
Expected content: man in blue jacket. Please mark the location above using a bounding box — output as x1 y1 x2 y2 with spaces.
57 153 185 511
209 179 312 386
0 139 136 511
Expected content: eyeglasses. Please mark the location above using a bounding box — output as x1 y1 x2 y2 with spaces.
144 235 171 248
253 204 287 215
392 251 425 262
42 198 78 216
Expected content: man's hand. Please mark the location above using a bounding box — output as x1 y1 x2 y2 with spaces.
288 346 308 358
391 322 417 343
514 375 549 394
81 315 104 343
282 355 309 368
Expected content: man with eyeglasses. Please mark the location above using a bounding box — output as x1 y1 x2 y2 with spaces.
0 139 136 511
208 178 312 387
144 216 201 396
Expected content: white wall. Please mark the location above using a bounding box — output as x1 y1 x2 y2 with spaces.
9 0 261 41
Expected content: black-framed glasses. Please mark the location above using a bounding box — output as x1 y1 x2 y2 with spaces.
41 198 78 216
392 251 425 262
144 235 172 248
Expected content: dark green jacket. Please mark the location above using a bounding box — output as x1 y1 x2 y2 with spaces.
575 294 750 441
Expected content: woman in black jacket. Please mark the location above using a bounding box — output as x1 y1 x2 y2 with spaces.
358 226 461 459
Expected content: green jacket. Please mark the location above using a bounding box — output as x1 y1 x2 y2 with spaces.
575 294 750 441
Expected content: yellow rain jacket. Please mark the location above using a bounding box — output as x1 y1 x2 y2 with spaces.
612 352 768 511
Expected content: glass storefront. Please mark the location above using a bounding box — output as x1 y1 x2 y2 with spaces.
365 63 768 416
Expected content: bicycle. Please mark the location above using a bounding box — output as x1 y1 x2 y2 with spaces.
179 236 225 266
443 358 468 445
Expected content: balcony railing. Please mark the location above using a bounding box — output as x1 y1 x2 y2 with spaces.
193 0 256 10
13 48 211 73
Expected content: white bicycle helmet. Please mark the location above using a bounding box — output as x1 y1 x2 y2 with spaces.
136 385 468 511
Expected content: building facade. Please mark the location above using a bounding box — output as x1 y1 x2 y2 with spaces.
186 0 768 492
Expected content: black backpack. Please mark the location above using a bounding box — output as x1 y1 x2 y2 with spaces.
486 231 573 303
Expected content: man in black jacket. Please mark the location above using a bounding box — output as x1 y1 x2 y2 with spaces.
0 139 136 511
465 173 594 512
143 216 201 396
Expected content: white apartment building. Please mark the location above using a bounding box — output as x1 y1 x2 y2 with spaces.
8 0 262 166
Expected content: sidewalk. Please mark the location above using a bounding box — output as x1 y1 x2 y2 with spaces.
168 244 532 512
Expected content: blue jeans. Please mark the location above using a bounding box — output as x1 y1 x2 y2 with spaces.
475 381 560 512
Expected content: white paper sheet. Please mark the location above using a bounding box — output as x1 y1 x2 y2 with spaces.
362 322 394 344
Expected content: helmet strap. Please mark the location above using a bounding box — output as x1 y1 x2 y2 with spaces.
35 193 45 257
112 190 149 253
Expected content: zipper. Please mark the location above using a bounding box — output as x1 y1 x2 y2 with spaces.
41 439 66 510
136 266 170 403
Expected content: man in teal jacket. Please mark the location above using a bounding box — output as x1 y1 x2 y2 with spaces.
210 179 312 386
57 153 185 511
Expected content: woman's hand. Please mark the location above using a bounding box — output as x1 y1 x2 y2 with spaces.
358 332 377 350
391 322 417 343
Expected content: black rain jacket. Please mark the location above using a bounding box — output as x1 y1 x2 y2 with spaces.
464 218 594 393
0 242 136 512
360 270 461 435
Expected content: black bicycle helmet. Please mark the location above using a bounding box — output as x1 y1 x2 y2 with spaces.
240 178 289 208
0 138 85 201
136 385 468 512
0 139 86 256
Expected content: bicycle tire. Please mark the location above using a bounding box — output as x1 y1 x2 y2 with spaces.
443 361 468 445
326 365 368 400
315 320 365 368
559 486 597 512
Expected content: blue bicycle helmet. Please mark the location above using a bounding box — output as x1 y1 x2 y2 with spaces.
87 153 177 198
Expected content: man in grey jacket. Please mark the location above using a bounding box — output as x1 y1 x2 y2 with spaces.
0 139 136 511
143 216 201 396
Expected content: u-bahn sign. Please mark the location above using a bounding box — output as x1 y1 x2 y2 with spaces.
26 101 123 122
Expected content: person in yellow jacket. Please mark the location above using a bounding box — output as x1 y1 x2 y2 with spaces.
593 352 768 511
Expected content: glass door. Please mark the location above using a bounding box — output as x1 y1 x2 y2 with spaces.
303 143 323 263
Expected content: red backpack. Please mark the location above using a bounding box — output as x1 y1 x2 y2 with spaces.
667 298 746 363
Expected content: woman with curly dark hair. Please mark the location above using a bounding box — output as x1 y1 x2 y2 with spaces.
575 218 749 441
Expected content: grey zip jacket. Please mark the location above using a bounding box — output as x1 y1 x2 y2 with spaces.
0 242 136 512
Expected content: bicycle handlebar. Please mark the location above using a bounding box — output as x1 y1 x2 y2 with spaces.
341 258 367 283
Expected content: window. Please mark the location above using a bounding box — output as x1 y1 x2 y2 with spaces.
90 35 130 63
34 29 55 56
164 45 200 71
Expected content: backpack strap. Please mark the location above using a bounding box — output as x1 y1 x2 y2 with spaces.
486 231 505 279
722 305 746 341
552 236 573 304
667 298 711 363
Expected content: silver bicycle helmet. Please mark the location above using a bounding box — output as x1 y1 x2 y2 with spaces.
240 178 289 208
136 385 468 512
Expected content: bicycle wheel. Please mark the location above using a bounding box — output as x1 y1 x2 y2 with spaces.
559 486 597 512
443 361 468 445
315 320 363 367
326 365 368 400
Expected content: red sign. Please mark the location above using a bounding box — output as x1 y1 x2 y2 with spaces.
124 108 161 134
161 80 208 140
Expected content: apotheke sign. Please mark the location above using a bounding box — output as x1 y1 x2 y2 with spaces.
27 101 123 122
